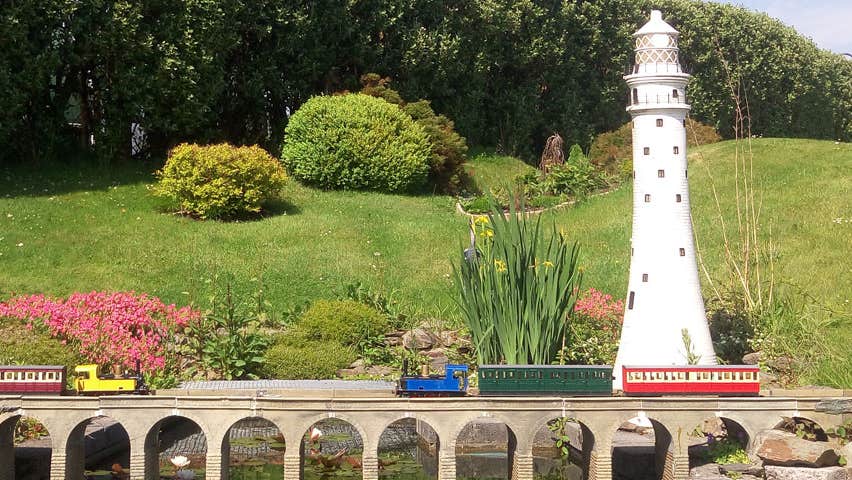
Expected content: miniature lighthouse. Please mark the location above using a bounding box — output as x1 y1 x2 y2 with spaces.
612 10 716 390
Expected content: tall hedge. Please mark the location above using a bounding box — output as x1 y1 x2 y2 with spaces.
1 0 849 165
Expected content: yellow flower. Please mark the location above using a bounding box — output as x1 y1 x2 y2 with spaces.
474 215 489 225
494 259 507 272
543 260 554 268
479 229 494 238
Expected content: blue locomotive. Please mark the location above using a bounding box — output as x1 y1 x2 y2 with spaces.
395 361 468 396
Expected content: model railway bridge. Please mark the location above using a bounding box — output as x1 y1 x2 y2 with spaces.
1 394 849 480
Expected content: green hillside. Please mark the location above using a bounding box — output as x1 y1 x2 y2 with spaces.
1 138 850 383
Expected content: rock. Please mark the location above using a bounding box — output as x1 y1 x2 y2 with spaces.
402 328 440 350
815 399 852 415
764 465 848 480
348 359 365 368
383 331 406 347
439 330 458 347
366 365 393 376
768 356 794 372
720 463 765 477
702 417 727 438
753 429 840 467
840 443 852 462
426 348 449 371
689 463 724 479
743 352 761 365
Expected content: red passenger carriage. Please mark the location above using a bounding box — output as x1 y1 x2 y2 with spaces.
0 365 66 394
622 365 760 396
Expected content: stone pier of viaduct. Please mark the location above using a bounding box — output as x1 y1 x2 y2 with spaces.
1 394 848 480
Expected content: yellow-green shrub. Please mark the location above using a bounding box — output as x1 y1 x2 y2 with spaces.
155 143 287 220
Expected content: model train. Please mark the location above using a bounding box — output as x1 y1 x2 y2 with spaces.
0 364 148 395
396 363 760 397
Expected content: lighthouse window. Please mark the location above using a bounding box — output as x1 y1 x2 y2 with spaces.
644 194 651 202
657 169 665 178
683 119 687 127
672 89 679 99
628 291 635 309
632 89 639 104
676 194 682 202
631 248 634 256
642 273 648 282
633 170 636 179
656 119 663 127
679 248 686 256
673 146 679 154
643 147 650 155
685 169 688 178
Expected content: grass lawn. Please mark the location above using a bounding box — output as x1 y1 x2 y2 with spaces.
1 138 850 382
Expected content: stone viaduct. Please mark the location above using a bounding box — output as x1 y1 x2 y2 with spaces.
1 394 848 480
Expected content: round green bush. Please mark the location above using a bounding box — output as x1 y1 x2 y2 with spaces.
155 143 287 220
281 94 431 193
295 299 389 346
261 340 355 379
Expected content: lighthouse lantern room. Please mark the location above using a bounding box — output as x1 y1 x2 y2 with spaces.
613 10 717 391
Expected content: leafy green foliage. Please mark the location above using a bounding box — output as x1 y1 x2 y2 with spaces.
178 276 270 380
515 144 607 203
14 418 49 445
453 196 583 364
708 307 755 364
281 94 431 193
558 289 623 365
547 417 577 459
261 340 355 380
155 143 287 220
702 437 750 464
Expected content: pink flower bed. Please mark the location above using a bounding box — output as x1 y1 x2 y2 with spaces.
0 291 199 373
574 288 624 331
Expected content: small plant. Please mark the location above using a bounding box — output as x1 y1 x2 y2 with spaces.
547 417 577 458
155 143 287 220
182 276 270 380
15 418 49 444
294 299 390 352
681 328 701 365
827 421 852 445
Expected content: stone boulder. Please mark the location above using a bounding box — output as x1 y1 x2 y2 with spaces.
689 463 725 480
742 352 761 365
752 429 840 467
720 463 765 477
764 466 848 480
815 399 852 415
425 348 449 371
402 328 440 350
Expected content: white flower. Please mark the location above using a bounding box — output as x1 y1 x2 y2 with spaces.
16 243 23 247
170 456 191 469
310 427 323 442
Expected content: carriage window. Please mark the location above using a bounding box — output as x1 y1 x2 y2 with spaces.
26 372 34 380
702 372 710 380
678 372 686 380
743 372 752 380
508 371 514 378
723 372 731 380
3 372 12 380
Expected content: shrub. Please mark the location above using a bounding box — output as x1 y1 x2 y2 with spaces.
155 143 287 220
589 119 721 178
515 144 606 200
281 93 431 193
0 292 199 374
294 299 389 348
360 74 469 193
261 340 355 379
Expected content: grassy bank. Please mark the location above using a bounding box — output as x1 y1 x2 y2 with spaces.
1 138 849 382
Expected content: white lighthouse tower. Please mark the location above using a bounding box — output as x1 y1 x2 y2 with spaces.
612 10 716 390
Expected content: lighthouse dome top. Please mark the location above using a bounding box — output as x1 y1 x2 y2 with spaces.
634 10 679 37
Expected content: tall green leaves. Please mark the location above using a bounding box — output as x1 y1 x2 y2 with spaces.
453 198 582 364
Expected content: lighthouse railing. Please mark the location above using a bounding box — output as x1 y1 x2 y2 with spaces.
627 92 689 106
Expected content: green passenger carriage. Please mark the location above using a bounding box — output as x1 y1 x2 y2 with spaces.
477 365 613 396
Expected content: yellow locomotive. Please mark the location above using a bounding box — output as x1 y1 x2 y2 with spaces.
0 364 148 395
73 364 147 395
